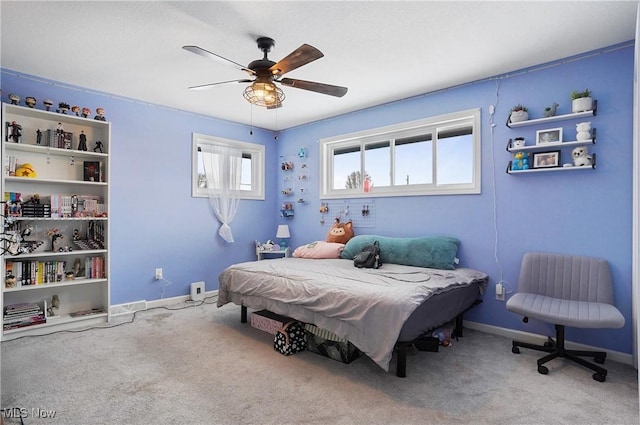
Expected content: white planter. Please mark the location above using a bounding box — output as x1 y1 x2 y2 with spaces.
572 97 593 113
510 110 529 123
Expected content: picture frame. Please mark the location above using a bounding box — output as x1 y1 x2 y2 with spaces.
536 127 562 145
532 150 561 168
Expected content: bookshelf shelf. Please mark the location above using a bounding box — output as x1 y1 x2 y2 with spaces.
1 102 110 340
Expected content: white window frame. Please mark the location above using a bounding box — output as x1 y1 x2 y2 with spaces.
320 108 481 199
192 133 265 200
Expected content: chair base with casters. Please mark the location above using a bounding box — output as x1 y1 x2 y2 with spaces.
506 252 625 384
511 323 608 382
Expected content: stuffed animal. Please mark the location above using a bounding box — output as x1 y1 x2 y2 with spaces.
572 146 592 166
15 163 37 178
576 121 592 141
511 151 530 171
326 219 354 244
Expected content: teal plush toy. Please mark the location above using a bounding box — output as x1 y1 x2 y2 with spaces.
511 151 530 170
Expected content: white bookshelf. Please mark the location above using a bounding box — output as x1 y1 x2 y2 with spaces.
1 102 110 340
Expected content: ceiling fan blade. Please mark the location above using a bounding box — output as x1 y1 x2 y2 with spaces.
188 79 253 90
269 44 324 77
183 45 255 76
280 78 348 97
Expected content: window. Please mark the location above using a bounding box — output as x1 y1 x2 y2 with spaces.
320 109 481 198
192 133 265 200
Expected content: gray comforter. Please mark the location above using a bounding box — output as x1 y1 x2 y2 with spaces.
218 258 487 371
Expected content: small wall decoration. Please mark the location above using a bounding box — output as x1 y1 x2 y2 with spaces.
532 151 561 169
543 102 559 117
571 146 593 167
536 127 562 145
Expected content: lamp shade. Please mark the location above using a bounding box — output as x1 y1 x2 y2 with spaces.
243 79 285 108
276 225 290 239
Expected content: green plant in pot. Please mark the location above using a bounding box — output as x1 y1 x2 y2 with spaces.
571 89 592 113
510 104 529 123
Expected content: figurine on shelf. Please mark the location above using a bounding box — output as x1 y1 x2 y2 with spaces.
543 102 559 118
71 106 81 116
78 131 88 151
93 140 104 153
25 96 37 108
47 295 60 317
572 146 593 167
576 121 592 141
511 151 530 171
81 107 91 118
36 128 42 145
47 228 63 252
8 121 22 143
43 99 53 111
57 102 70 114
56 122 64 147
8 93 20 105
94 107 106 121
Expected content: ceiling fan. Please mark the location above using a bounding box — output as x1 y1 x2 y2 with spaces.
182 37 348 109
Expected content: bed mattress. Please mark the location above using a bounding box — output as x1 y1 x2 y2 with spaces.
218 258 487 371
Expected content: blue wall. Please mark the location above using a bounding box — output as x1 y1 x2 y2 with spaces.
1 70 279 305
275 43 635 355
1 42 634 354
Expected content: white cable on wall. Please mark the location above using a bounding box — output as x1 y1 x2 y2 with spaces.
488 79 510 293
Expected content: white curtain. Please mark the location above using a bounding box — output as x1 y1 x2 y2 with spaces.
201 144 243 243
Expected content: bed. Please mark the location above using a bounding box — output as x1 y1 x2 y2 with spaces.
217 236 488 377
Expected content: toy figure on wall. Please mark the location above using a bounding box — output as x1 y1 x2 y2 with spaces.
511 151 530 170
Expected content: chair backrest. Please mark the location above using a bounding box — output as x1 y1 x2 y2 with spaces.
517 252 614 303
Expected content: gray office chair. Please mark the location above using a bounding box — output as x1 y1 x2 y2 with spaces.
506 252 625 382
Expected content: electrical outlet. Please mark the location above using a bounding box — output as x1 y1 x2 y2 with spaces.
496 282 505 301
155 268 163 280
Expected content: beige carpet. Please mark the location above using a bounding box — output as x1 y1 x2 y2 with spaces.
1 299 638 424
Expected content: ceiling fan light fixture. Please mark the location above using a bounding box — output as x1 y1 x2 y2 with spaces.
243 80 285 108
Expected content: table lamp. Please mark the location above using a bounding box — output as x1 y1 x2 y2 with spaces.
276 224 290 249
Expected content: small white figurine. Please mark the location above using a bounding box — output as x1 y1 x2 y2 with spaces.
576 121 592 141
572 146 593 167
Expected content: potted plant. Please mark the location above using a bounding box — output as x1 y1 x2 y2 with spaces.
510 104 529 123
571 89 592 113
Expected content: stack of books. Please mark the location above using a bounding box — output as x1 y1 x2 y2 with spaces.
3 302 46 330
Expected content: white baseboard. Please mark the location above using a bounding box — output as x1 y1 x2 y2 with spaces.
110 290 219 316
464 320 634 366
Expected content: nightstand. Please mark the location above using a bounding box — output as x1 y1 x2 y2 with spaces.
256 247 291 261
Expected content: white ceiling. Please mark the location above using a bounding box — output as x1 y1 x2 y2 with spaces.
1 1 637 131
